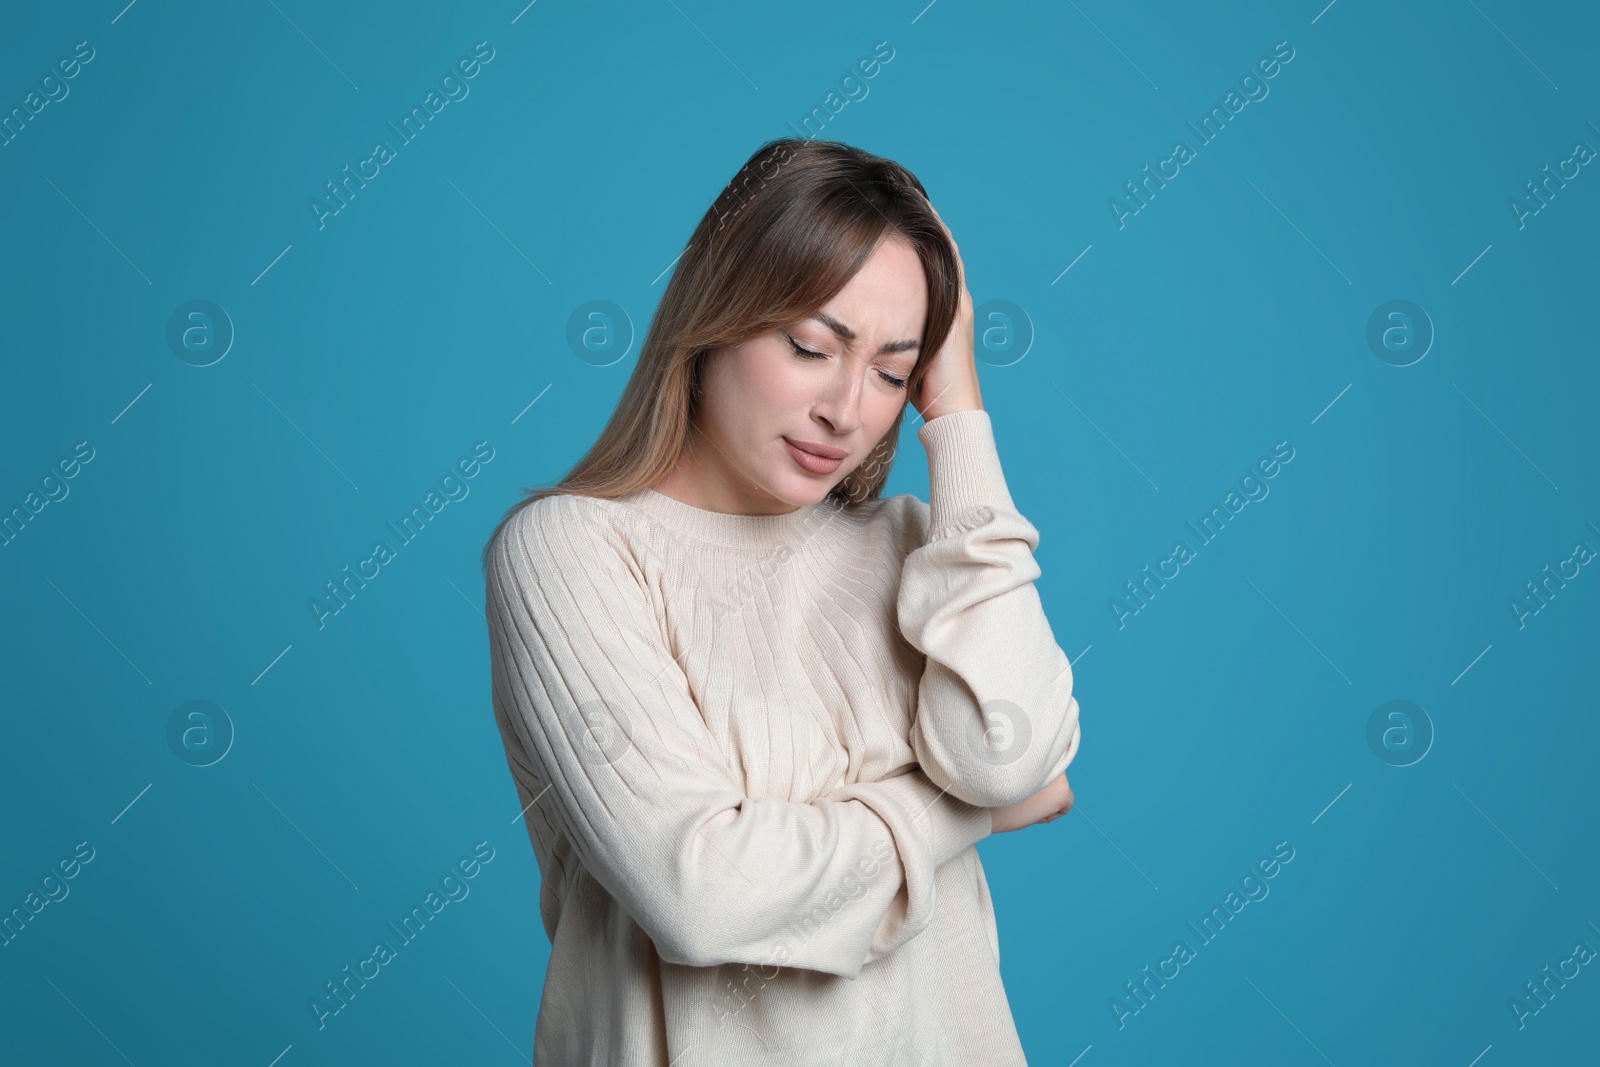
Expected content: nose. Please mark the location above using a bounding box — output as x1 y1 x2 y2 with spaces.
811 359 866 436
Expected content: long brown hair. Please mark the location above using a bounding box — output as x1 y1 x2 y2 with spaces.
480 137 962 572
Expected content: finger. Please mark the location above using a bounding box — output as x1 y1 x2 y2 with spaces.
1053 786 1074 816
921 196 962 273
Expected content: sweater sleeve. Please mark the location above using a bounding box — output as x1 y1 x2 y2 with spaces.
897 409 1083 808
486 496 994 980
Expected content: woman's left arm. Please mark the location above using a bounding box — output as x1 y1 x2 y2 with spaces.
896 408 1082 809
895 196 1081 808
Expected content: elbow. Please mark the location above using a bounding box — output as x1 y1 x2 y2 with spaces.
914 748 1056 809
934 763 1063 810
647 907 795 973
635 896 728 969
631 882 772 971
651 928 721 969
597 814 797 971
915 697 1082 809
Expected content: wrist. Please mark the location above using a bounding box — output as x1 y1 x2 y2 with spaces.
916 408 1020 531
920 402 983 423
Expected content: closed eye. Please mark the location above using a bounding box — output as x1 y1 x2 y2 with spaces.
785 334 908 390
786 334 826 360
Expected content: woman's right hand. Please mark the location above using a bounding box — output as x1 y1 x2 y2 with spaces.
989 772 1074 834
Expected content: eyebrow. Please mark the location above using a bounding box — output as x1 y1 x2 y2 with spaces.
806 311 920 354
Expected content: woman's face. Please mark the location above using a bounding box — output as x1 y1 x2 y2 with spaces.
660 234 927 515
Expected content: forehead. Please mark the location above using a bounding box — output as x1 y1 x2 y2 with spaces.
812 235 927 338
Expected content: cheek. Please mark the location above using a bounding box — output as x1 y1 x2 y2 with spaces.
765 360 815 399
867 395 903 434
744 351 823 413
707 348 802 434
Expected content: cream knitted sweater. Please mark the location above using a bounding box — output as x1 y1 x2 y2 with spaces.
485 409 1082 1066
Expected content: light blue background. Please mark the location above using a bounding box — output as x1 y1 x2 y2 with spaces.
2 1 1596 1063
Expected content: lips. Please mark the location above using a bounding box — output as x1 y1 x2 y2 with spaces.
783 437 846 475
784 437 848 460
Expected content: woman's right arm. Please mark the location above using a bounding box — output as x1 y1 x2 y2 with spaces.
486 496 993 980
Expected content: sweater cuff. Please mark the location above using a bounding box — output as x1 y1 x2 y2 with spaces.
917 409 1019 539
870 770 993 866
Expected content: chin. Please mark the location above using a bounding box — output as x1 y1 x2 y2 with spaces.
771 474 835 508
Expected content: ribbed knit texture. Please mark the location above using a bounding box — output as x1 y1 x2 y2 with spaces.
485 409 1082 1066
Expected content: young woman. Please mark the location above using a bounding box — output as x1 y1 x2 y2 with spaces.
482 138 1081 1065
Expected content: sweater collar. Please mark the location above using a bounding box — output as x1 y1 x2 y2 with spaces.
620 487 848 550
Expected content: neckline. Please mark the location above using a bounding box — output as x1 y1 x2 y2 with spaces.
620 487 846 550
